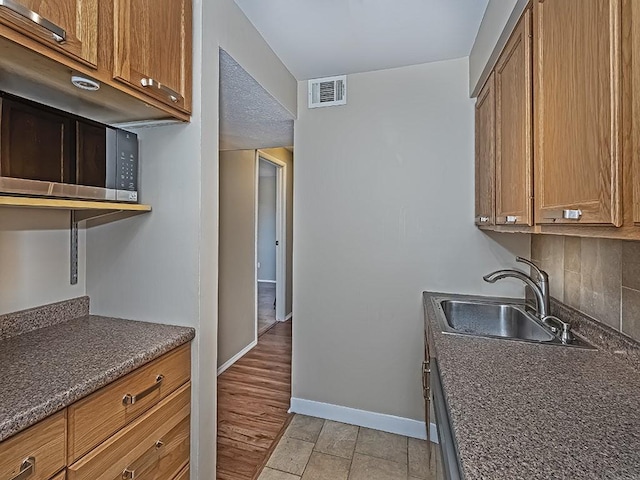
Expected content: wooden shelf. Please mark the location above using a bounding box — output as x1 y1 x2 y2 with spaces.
0 196 151 225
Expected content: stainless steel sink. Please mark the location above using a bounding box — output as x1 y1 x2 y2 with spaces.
432 295 595 348
440 300 555 342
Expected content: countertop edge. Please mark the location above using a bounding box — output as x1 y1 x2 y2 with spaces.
421 290 640 480
0 316 195 442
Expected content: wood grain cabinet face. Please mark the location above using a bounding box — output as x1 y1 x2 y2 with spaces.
533 0 622 226
0 410 66 480
0 0 98 67
66 344 191 464
475 73 496 226
174 464 189 480
67 383 190 480
495 8 533 226
113 0 192 113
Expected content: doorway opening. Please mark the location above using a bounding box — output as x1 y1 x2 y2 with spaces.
217 48 295 480
256 151 287 335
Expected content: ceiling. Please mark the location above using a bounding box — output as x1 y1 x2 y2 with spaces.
219 50 294 151
233 0 490 80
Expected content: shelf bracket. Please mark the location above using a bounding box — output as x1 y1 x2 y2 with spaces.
70 211 78 285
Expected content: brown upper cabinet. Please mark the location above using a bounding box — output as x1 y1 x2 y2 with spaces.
495 8 533 226
0 0 98 67
0 0 192 122
533 0 622 226
113 0 192 112
475 73 495 226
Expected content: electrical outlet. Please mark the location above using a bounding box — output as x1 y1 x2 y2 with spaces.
257 262 261 269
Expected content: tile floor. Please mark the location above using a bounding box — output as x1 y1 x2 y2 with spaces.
258 415 434 480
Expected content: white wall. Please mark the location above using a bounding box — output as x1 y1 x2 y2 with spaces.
0 209 86 314
258 173 277 282
292 57 529 424
86 1 296 478
469 0 527 95
218 150 257 368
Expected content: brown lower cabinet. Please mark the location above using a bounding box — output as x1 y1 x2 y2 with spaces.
0 344 191 480
67 384 190 480
0 411 66 480
174 465 189 480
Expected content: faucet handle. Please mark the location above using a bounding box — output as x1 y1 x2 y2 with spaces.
516 257 549 281
542 315 574 344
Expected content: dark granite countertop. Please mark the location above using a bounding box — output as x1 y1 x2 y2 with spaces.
0 315 195 442
423 291 640 480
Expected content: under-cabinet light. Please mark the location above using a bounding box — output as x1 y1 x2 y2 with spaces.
71 75 100 91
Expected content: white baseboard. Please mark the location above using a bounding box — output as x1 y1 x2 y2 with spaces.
217 340 257 376
257 279 276 284
289 398 437 442
430 422 438 443
285 312 292 321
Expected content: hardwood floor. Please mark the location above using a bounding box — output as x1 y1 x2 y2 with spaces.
217 320 293 480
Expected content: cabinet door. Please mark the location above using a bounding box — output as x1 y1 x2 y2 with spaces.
0 0 98 67
113 0 192 112
534 0 622 226
475 73 495 226
495 8 533 226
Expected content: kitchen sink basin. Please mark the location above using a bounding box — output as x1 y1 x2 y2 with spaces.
440 300 555 342
431 295 595 348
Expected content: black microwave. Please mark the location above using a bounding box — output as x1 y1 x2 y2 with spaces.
0 92 139 202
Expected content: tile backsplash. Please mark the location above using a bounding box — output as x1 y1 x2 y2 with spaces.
531 236 640 342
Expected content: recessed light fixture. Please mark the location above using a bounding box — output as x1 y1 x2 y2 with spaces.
71 75 100 91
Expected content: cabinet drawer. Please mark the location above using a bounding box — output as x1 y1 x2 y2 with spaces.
0 410 66 480
67 344 190 463
174 464 189 480
67 383 190 480
51 471 66 480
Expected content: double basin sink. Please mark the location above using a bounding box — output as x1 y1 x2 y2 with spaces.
433 295 593 348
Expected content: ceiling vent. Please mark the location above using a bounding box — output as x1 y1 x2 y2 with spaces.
308 75 347 108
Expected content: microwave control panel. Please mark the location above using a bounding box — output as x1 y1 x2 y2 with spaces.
113 129 139 202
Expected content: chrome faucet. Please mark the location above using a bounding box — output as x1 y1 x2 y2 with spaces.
483 257 550 319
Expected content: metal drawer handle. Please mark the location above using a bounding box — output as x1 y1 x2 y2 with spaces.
0 0 66 42
543 209 583 220
122 375 164 406
140 78 182 103
422 361 430 392
121 440 165 479
505 215 518 223
476 216 490 224
10 457 35 480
